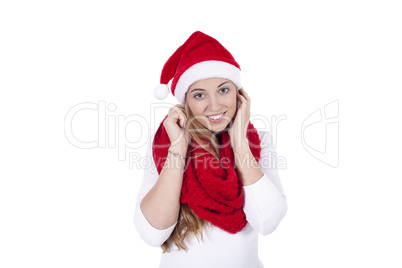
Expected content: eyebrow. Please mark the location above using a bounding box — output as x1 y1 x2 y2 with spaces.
190 81 230 93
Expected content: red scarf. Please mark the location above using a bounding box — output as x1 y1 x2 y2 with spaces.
152 115 262 234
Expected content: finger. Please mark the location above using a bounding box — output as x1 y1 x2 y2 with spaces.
168 107 183 126
239 88 250 100
175 105 186 113
173 107 187 127
175 104 185 111
239 89 249 103
238 94 247 103
238 94 250 111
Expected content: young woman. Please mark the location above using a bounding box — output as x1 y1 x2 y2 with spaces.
134 31 287 268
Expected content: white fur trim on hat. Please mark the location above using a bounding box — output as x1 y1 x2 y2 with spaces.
174 60 241 105
154 84 169 100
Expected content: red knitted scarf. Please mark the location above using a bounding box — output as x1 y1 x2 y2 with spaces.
152 115 262 234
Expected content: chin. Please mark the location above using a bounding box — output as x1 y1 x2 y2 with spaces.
199 114 233 133
207 122 230 133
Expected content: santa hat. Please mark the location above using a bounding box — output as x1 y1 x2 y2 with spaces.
154 31 242 105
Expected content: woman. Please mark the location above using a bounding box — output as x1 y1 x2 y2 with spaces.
134 31 287 268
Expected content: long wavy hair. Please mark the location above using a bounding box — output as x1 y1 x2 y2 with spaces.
161 89 241 253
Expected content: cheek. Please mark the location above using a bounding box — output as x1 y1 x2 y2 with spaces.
226 95 237 112
187 100 204 116
228 98 239 120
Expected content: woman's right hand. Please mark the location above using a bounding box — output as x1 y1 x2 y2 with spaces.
163 104 190 153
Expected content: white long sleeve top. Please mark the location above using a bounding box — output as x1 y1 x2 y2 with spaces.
134 130 287 268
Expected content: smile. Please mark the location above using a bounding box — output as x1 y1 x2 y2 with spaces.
207 111 226 123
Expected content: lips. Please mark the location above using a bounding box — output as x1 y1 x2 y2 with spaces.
207 111 225 119
206 111 226 123
207 112 226 117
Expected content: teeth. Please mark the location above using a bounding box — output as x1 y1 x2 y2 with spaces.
208 113 224 120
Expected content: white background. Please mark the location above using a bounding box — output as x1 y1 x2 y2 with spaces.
1 0 401 267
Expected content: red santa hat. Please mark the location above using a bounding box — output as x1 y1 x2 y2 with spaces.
154 31 242 105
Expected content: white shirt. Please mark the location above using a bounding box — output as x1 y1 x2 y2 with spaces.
134 130 287 268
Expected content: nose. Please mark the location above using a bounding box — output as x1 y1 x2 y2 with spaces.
207 95 222 111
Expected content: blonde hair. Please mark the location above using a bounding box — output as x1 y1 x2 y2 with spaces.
161 89 241 253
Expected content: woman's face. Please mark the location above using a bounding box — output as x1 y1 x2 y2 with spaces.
186 77 238 132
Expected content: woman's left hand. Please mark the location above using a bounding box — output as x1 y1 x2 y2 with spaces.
228 88 251 149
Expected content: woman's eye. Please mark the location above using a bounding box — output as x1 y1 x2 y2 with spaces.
194 93 204 99
194 88 229 99
220 88 229 94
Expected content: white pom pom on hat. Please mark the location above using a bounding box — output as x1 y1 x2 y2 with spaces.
154 31 242 106
154 84 169 100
